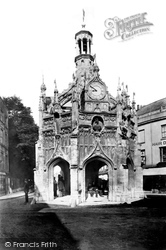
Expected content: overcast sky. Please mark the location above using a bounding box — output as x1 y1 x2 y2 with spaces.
0 0 165 124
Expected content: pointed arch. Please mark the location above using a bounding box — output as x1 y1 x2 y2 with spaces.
47 157 70 200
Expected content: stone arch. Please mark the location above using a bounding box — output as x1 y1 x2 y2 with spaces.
47 157 70 201
83 154 114 169
81 155 114 201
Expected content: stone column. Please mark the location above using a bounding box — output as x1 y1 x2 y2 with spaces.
81 39 83 54
48 165 54 201
135 166 144 198
113 168 117 202
108 164 113 201
76 41 79 55
89 40 91 54
116 165 125 203
35 149 46 202
70 135 78 206
87 39 89 54
70 167 78 206
124 168 129 202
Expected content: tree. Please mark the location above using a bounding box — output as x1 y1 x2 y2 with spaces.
2 96 39 181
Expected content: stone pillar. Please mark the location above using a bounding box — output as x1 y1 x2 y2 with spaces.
78 168 84 203
81 39 83 54
70 136 78 207
87 40 89 54
48 165 54 201
135 166 144 198
113 168 118 202
124 168 129 202
116 165 125 203
89 40 91 54
70 167 78 206
76 41 79 56
35 148 45 202
108 164 113 201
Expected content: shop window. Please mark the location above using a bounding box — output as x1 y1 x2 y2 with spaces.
160 147 166 162
141 149 146 166
0 175 5 192
161 125 166 138
138 129 145 144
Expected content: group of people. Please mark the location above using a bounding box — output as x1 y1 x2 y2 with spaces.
88 180 108 197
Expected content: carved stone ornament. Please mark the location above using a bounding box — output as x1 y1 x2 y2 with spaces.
92 117 103 132
79 114 92 121
47 142 68 166
80 140 114 168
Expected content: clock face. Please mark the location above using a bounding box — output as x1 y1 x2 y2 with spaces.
88 82 106 100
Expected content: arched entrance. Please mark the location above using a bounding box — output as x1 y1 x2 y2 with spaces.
84 156 112 201
48 158 70 201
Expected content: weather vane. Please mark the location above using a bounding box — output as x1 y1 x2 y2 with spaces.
82 9 86 28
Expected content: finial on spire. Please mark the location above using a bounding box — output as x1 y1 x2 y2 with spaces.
41 75 46 93
53 79 59 104
121 82 125 92
117 77 121 97
133 92 135 101
54 79 57 91
132 92 136 109
118 77 121 90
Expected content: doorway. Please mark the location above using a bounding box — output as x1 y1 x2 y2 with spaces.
85 158 109 200
48 158 70 200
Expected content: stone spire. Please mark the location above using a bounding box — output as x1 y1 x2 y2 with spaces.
132 92 136 110
40 75 46 96
93 54 100 77
54 79 58 104
125 85 130 106
39 75 46 112
117 77 121 101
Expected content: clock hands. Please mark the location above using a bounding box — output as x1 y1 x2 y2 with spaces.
90 85 97 92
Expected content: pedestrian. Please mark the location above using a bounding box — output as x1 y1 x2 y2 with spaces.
58 175 65 197
54 177 57 198
24 179 29 204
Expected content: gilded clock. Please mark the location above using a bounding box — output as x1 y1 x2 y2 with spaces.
88 82 106 100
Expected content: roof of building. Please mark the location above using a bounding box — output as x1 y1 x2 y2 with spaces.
137 97 166 116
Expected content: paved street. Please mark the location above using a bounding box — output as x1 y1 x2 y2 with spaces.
0 195 166 250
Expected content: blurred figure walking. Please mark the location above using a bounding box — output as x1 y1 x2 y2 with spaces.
24 179 29 204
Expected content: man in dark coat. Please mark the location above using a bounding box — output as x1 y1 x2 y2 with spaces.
24 179 29 203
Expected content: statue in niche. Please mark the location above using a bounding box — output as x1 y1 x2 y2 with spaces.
92 117 103 132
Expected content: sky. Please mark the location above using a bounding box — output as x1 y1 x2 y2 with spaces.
0 0 165 124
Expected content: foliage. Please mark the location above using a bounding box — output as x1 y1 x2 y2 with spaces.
3 96 39 179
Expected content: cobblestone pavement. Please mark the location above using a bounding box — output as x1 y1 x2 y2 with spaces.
0 196 166 250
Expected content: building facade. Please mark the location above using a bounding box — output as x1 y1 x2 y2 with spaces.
137 98 166 191
35 25 143 205
0 97 9 196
